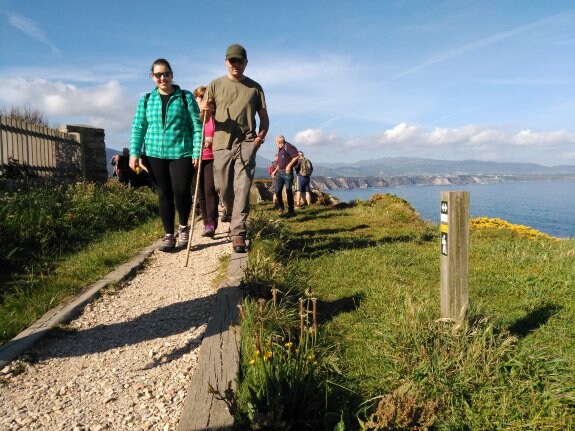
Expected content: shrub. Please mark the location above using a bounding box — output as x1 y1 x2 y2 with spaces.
0 105 49 127
236 294 329 429
0 181 157 299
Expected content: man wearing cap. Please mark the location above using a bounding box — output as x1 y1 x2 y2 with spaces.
201 44 269 253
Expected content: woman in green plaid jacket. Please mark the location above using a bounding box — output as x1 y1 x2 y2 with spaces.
129 58 202 252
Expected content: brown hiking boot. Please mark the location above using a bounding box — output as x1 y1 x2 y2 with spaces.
232 236 246 253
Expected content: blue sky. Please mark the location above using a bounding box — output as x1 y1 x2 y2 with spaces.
1 0 574 166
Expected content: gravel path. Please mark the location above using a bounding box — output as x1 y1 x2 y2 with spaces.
0 221 233 431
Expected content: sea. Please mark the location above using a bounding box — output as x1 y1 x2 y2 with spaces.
329 181 575 239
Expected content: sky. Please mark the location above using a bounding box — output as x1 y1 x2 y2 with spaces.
1 0 574 166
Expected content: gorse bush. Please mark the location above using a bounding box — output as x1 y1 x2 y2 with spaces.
471 216 557 240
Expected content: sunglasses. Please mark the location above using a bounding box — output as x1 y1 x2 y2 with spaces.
228 58 244 65
152 72 172 79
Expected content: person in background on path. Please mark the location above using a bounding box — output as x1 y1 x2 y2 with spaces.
268 153 278 208
295 151 314 208
193 86 218 238
110 147 131 185
200 44 269 253
130 58 202 252
274 135 299 217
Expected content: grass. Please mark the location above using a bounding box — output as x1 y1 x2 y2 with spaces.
237 193 575 430
0 181 162 344
0 218 163 343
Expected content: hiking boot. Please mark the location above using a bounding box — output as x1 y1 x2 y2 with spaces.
201 224 215 238
159 234 176 252
220 213 231 223
285 211 296 218
277 208 284 216
232 236 246 253
177 225 189 248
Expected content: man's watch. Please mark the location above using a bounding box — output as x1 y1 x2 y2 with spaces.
258 134 265 143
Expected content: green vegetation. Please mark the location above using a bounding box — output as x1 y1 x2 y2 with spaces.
237 194 575 430
3 181 574 429
0 181 161 344
0 106 49 127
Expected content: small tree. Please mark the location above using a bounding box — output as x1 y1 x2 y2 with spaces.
0 105 49 127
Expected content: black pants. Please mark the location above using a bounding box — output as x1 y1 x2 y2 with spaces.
198 158 218 228
147 156 194 235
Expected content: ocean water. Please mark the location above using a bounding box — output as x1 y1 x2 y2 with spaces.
329 181 575 238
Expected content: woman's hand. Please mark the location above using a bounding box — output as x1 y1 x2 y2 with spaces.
138 158 149 173
130 156 149 173
129 156 139 172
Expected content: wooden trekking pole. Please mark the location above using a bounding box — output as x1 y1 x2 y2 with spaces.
184 115 206 267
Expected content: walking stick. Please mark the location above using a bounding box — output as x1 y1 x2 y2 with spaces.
184 117 206 267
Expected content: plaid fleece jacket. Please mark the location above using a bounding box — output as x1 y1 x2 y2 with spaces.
130 86 202 159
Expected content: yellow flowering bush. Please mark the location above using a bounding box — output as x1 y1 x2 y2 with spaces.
471 217 556 240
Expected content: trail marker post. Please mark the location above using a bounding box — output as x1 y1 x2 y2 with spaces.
440 191 469 321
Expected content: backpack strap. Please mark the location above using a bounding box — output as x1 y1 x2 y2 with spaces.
144 92 151 112
181 91 190 115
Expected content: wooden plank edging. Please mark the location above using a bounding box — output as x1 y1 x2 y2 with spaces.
0 241 160 369
177 251 247 431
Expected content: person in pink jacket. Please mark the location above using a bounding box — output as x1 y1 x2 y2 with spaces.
194 86 219 237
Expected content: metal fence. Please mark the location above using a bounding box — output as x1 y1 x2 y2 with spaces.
0 116 82 178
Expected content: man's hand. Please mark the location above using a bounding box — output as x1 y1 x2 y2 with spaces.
200 99 214 122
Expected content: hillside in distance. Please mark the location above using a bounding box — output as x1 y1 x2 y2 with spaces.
311 157 575 177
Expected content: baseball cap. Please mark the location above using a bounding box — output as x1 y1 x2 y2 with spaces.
226 44 247 60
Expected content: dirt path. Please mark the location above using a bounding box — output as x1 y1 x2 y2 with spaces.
0 221 232 431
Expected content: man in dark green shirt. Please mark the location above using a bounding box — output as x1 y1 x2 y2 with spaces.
202 44 269 253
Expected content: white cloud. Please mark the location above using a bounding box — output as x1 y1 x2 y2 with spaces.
293 128 341 148
7 13 59 53
292 124 575 166
392 10 574 80
0 78 135 132
382 123 419 142
513 129 575 148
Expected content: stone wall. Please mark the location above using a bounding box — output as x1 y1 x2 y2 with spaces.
62 125 108 183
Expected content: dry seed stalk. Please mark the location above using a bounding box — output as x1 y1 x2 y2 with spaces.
312 298 317 335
